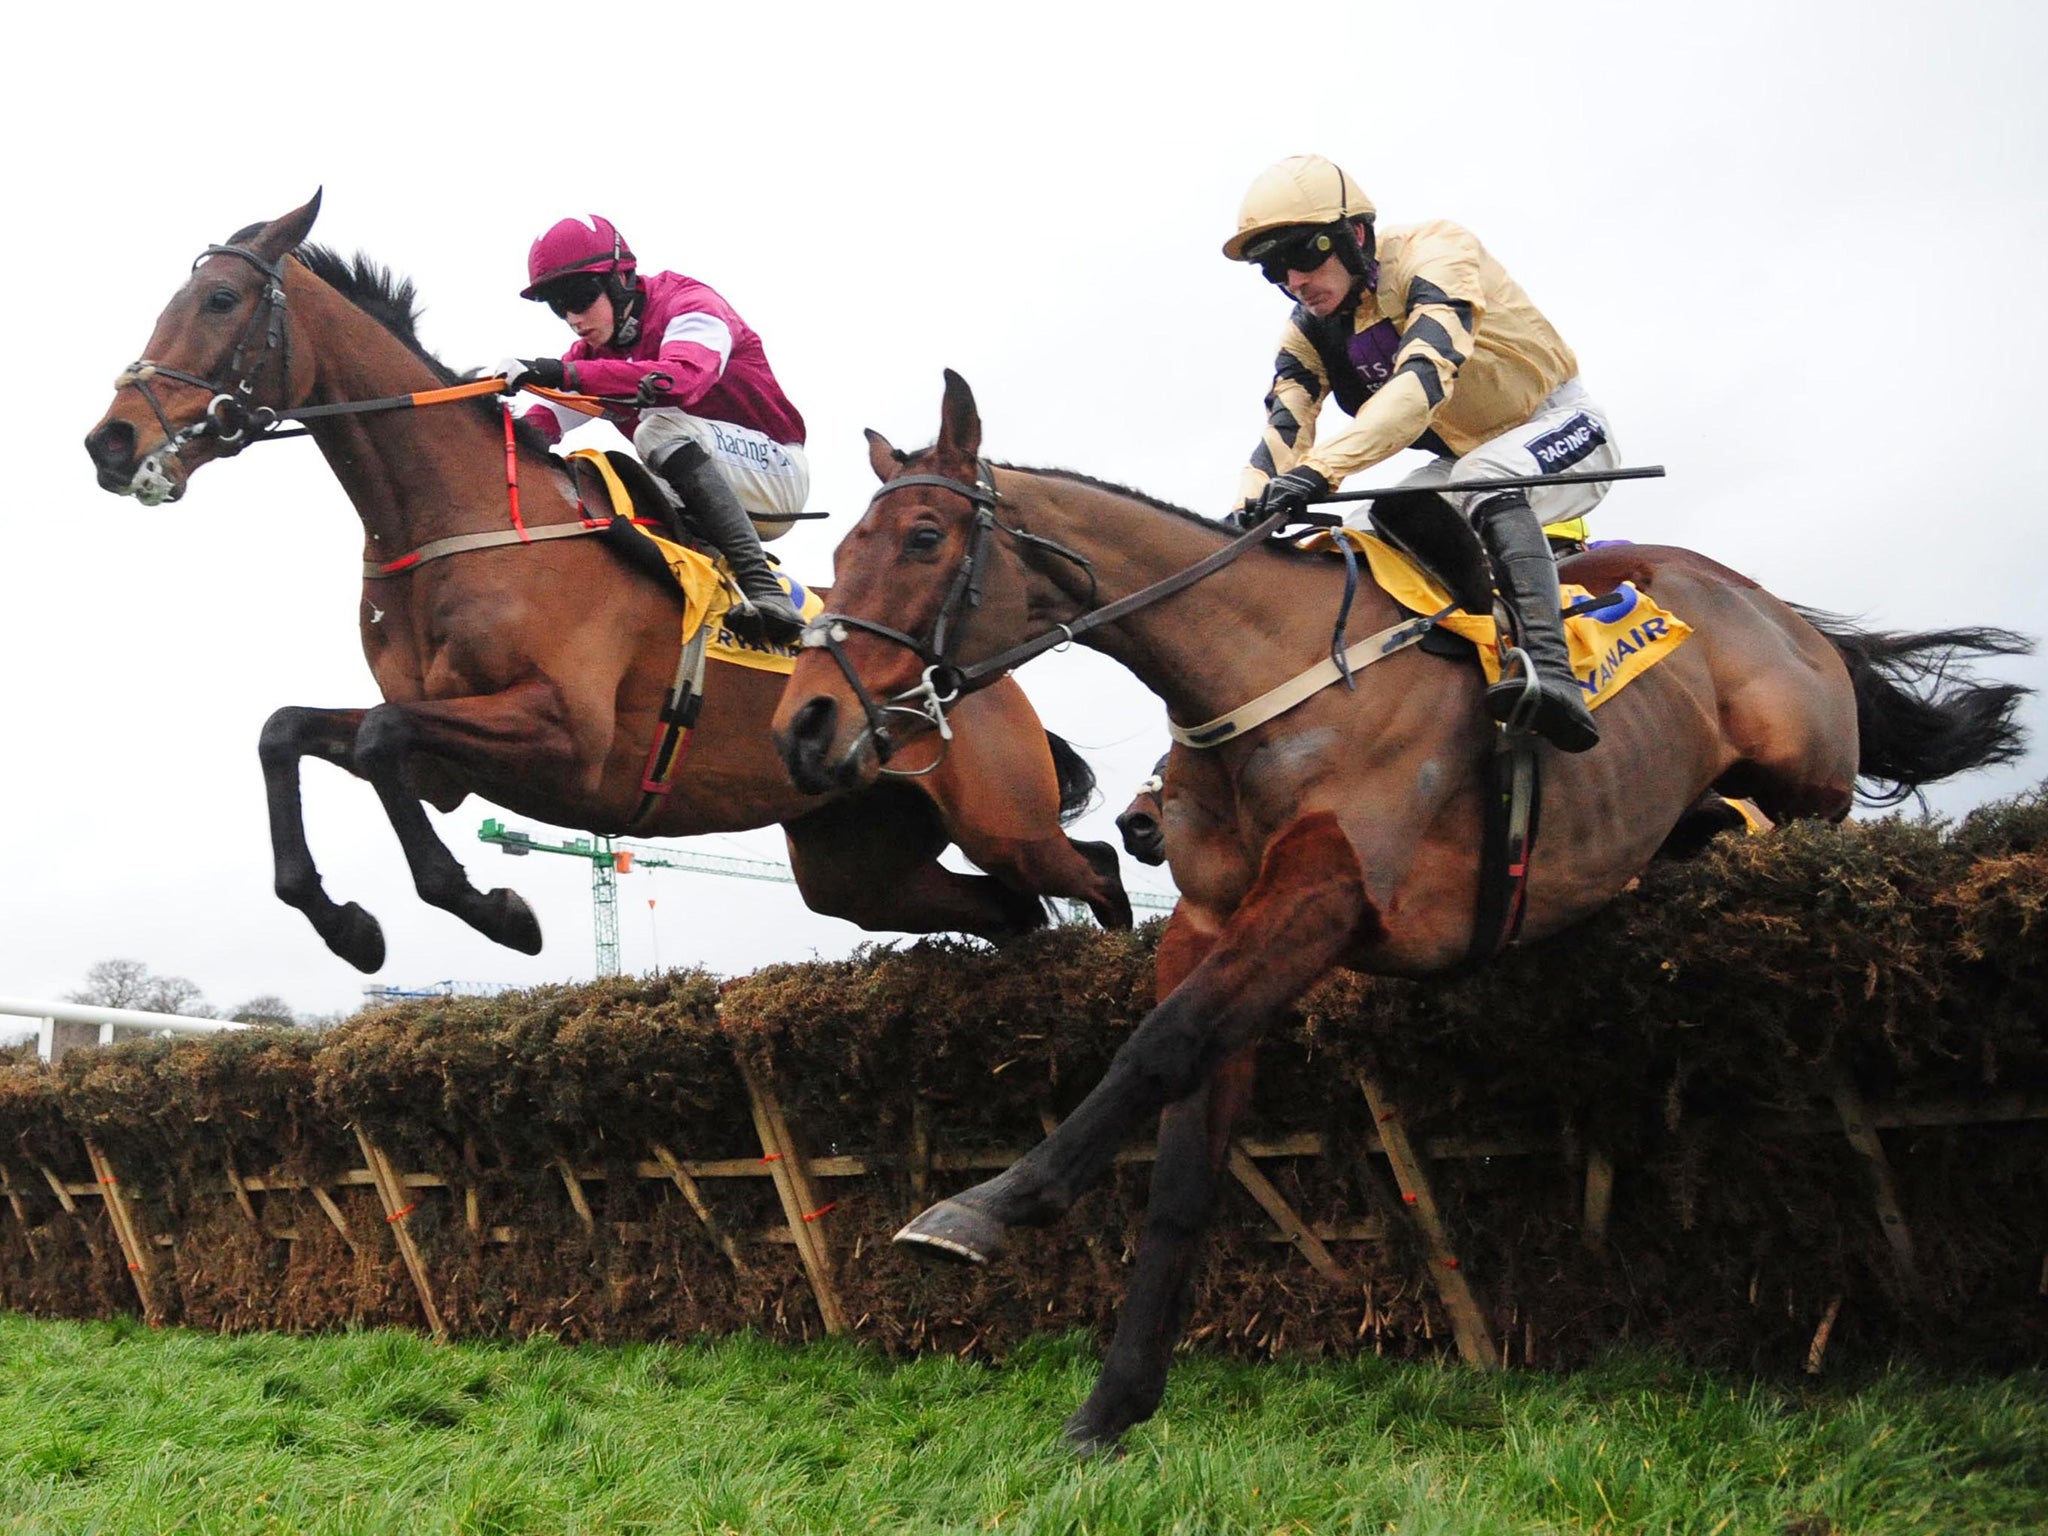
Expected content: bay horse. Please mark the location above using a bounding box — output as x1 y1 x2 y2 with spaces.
82 199 1129 973
772 371 2031 1450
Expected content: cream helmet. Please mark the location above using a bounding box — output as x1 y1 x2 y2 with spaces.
1223 155 1377 286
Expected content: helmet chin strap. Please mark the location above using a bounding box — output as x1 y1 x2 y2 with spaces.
609 273 644 346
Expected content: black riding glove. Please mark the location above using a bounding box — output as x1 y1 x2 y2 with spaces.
1258 465 1331 521
492 356 567 392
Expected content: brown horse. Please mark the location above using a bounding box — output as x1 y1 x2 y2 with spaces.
772 371 2031 1450
82 200 1129 973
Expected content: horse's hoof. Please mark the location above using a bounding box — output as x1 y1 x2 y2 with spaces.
893 1198 1006 1265
1061 1408 1129 1460
326 902 386 974
487 888 544 955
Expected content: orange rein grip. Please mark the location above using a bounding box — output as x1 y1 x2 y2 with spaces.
409 377 606 418
407 379 514 408
527 382 609 418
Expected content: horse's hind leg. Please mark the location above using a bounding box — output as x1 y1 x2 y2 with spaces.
784 786 1049 939
926 709 1133 930
1710 651 1859 824
259 705 387 972
349 687 591 955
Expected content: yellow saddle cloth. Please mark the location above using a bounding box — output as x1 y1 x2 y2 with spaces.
570 449 823 674
1305 529 1692 712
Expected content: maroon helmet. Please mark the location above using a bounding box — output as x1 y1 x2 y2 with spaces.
520 215 636 299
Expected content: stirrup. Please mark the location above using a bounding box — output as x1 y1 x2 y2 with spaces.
1487 645 1545 736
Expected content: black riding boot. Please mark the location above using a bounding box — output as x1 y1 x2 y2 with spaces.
1471 492 1599 752
651 440 803 645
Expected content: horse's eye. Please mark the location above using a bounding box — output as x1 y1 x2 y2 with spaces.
905 524 943 556
206 287 240 313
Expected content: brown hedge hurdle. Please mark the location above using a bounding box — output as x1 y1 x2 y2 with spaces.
2 787 2044 1373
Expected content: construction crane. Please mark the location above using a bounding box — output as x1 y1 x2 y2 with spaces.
478 818 798 977
478 818 1175 978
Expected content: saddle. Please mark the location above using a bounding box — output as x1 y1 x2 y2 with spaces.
562 448 821 672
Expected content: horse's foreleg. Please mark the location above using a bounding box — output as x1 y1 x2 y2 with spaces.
350 684 587 955
1064 913 1245 1454
897 811 1367 1263
258 705 387 972
1064 1046 1255 1455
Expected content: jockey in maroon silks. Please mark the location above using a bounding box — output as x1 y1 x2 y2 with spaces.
494 215 808 643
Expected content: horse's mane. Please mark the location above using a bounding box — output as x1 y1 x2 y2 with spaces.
991 460 1333 565
228 229 554 455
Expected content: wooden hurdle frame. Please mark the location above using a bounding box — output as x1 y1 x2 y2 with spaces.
6 1033 2038 1365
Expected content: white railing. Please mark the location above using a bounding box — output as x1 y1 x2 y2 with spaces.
0 997 247 1064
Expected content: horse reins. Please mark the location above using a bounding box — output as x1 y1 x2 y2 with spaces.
113 239 619 529
803 465 1287 766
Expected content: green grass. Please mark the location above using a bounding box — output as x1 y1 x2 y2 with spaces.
0 1316 2042 1534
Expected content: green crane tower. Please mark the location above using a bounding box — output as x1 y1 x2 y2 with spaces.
478 818 1175 978
478 818 800 977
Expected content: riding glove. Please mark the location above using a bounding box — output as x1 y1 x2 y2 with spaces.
492 357 567 392
1259 465 1331 521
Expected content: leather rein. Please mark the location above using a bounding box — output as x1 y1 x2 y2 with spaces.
801 464 1287 768
113 240 635 570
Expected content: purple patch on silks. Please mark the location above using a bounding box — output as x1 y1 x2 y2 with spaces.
1347 319 1405 388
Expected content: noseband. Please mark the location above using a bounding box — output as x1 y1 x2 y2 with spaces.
113 243 295 498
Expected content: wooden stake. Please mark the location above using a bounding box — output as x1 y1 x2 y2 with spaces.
462 1137 482 1237
738 1058 847 1335
557 1160 596 1233
307 1185 359 1254
1582 1147 1615 1252
83 1140 159 1324
650 1142 741 1271
1357 1074 1497 1370
351 1127 446 1340
1804 1293 1844 1374
1226 1144 1350 1285
909 1099 934 1210
36 1162 79 1216
224 1155 263 1231
1 1168 39 1262
1828 1070 1920 1292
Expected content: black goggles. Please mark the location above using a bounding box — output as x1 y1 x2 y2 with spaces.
539 273 608 317
1247 227 1340 285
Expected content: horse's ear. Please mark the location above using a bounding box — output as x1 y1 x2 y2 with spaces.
251 189 323 262
864 428 900 483
938 369 982 461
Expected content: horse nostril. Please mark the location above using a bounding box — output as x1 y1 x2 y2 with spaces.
792 695 837 747
85 420 137 473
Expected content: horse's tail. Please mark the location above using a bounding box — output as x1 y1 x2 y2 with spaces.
1795 606 2034 806
1044 731 1099 826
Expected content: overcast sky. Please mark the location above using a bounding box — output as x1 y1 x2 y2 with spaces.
3 0 2042 1028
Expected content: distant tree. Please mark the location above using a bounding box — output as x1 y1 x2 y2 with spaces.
228 995 300 1027
68 959 218 1019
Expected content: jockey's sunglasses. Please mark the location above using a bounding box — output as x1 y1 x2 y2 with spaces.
1248 227 1338 285
539 274 607 317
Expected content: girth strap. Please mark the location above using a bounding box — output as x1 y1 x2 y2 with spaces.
363 518 604 578
1167 602 1456 748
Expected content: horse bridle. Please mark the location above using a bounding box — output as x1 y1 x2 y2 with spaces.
112 243 296 500
802 463 1283 768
